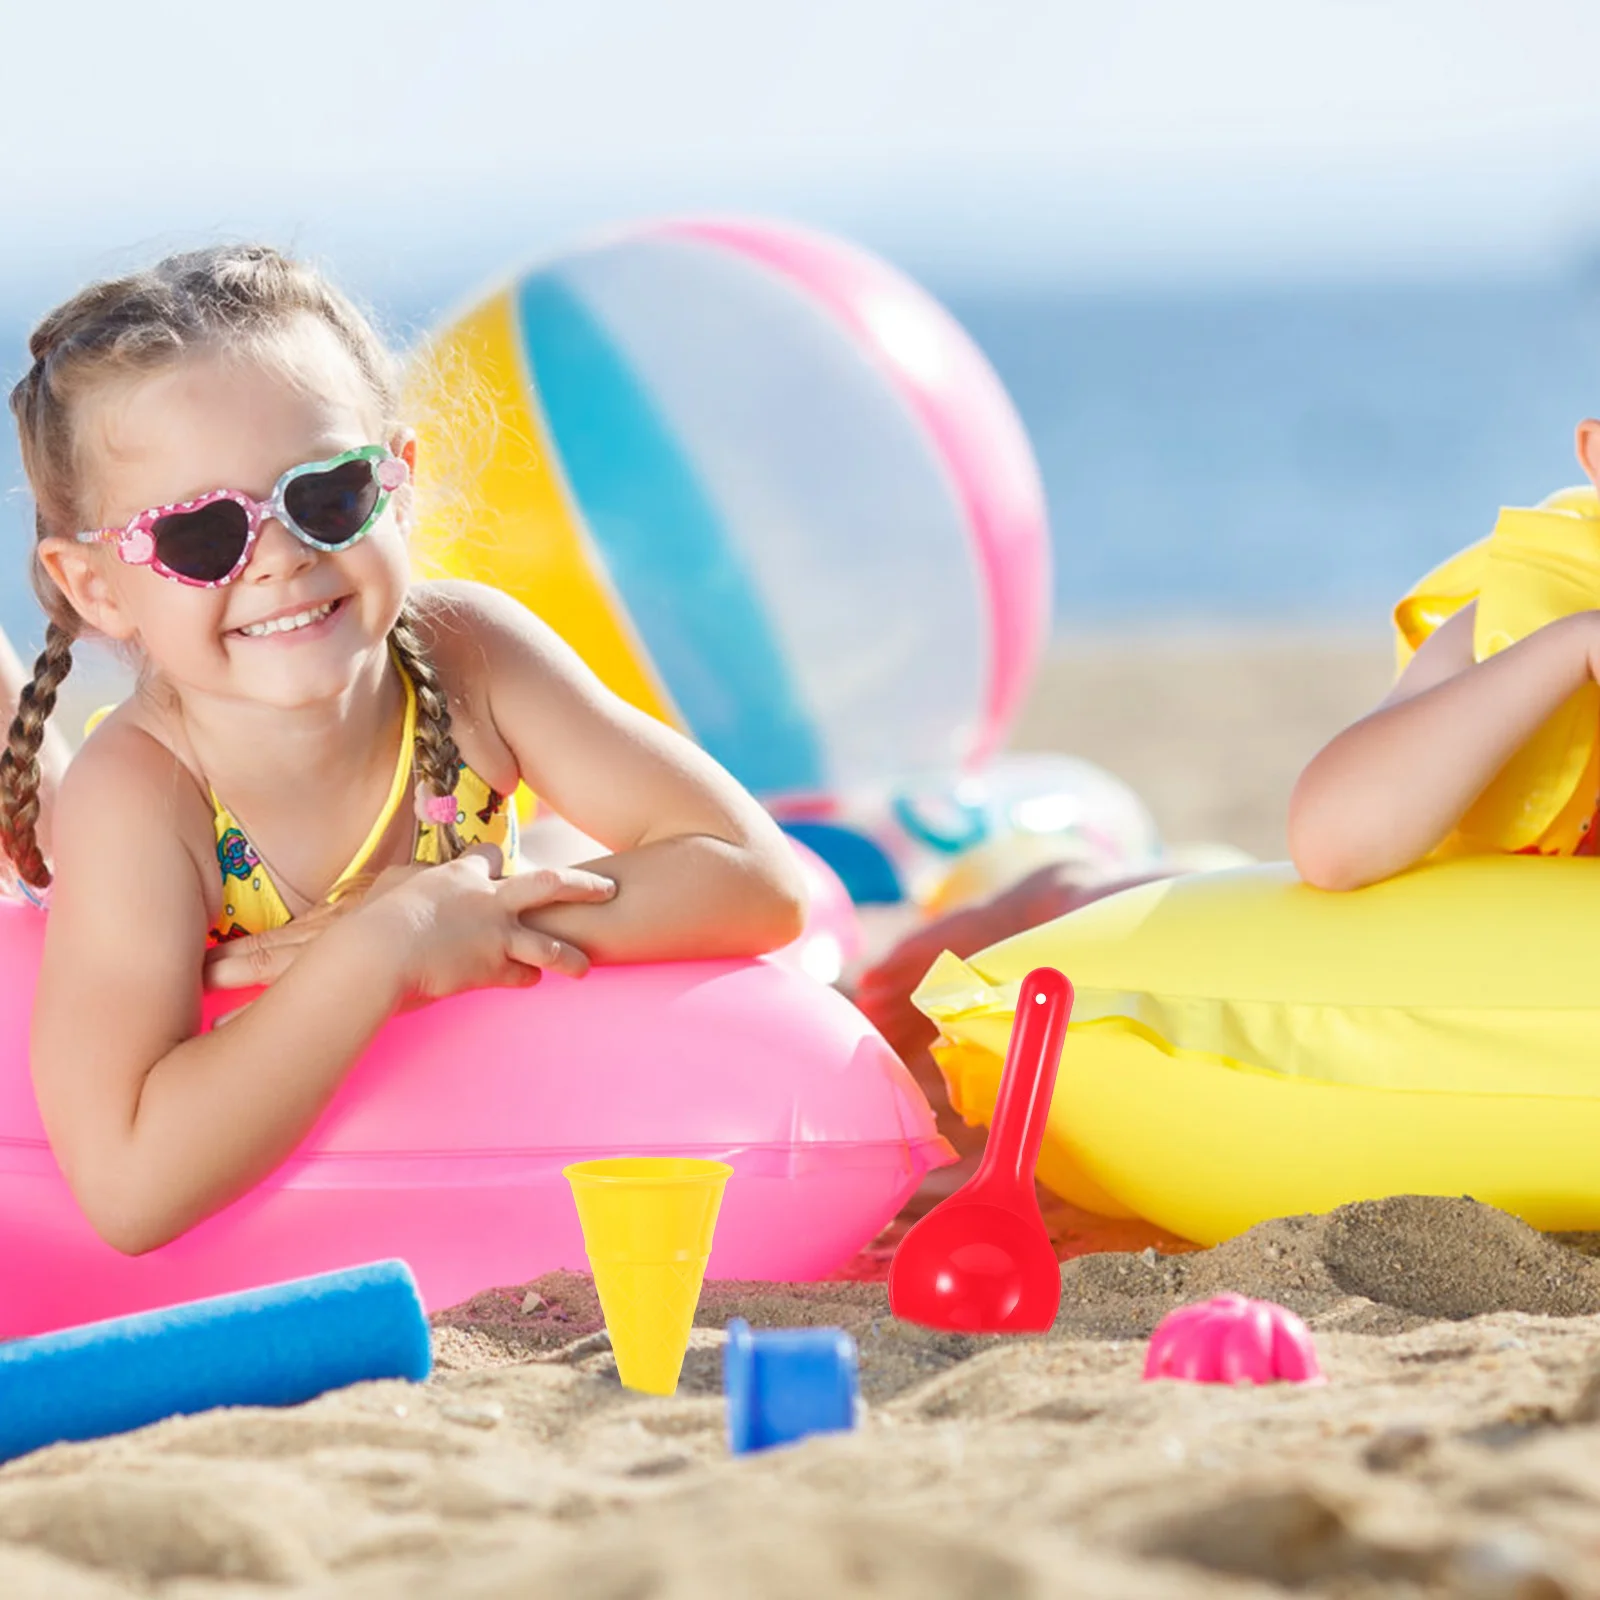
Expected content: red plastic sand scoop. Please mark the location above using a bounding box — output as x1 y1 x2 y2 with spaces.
888 966 1074 1333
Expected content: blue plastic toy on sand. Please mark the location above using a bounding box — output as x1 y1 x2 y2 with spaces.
0 1259 431 1464
724 1317 859 1454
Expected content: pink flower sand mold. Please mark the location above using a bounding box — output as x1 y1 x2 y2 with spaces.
1143 1294 1324 1386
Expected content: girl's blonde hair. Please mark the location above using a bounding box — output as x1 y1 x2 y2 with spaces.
2 243 465 891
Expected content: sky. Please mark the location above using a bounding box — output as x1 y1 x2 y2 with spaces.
4 0 1600 303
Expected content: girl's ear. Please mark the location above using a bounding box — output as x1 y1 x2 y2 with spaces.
36 540 137 642
1577 420 1600 489
390 430 418 535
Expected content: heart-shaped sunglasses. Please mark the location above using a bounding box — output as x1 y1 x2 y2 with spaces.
75 444 410 588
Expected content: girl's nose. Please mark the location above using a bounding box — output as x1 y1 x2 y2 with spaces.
243 515 316 582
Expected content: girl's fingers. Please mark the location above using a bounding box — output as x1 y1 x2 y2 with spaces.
494 961 544 990
497 866 617 913
506 923 591 979
202 928 311 990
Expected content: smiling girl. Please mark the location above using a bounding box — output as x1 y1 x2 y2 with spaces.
2 245 804 1254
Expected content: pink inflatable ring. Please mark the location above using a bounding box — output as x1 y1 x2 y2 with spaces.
0 903 951 1339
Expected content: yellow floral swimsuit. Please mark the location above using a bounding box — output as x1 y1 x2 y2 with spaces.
208 666 518 943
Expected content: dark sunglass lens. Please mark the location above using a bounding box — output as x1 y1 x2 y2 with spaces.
152 501 251 583
283 460 381 547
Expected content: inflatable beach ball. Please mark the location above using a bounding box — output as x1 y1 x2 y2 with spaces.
408 218 1050 805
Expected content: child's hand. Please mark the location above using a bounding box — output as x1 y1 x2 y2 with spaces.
371 851 617 1004
203 847 616 1001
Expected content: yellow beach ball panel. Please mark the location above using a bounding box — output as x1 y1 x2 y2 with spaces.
406 288 682 732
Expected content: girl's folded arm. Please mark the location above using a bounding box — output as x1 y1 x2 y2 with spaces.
32 731 411 1255
429 581 807 963
1288 603 1600 890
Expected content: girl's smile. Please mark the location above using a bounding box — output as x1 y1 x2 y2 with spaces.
227 593 351 643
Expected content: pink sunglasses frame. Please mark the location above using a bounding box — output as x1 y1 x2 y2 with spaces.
74 444 411 589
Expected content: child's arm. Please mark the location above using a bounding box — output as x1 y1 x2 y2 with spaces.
1288 602 1600 889
436 582 806 964
32 728 615 1254
0 627 69 858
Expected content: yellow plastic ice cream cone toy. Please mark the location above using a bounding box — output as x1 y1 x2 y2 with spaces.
564 1158 733 1395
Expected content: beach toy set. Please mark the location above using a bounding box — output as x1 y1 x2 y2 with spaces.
881 972 1324 1383
0 1088 1309 1469
564 1157 861 1451
1 1156 864 1464
0 1168 865 1465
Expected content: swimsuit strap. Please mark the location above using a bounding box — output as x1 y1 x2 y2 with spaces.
327 663 419 898
208 660 419 902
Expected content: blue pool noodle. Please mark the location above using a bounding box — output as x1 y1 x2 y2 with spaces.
0 1259 432 1464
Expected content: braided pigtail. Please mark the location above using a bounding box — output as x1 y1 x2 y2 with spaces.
0 620 77 893
389 601 465 863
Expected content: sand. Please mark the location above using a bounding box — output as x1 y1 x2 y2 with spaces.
18 631 1598 1600
7 1197 1600 1598
1011 627 1397 862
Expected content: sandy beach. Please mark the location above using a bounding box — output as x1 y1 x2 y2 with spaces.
7 1196 1600 1598
1012 627 1397 862
18 630 1596 1600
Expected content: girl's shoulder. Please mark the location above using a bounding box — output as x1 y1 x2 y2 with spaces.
404 580 569 797
408 578 554 640
406 579 568 686
70 699 208 810
73 690 211 795
54 707 218 907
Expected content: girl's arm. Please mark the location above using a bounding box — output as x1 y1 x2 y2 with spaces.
436 582 807 963
1288 602 1600 890
33 728 614 1254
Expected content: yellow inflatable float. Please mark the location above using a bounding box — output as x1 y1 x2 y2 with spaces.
915 486 1600 1246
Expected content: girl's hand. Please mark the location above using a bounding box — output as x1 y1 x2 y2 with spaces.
374 852 617 1003
203 848 616 997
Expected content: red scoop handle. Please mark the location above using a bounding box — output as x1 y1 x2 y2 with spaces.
973 966 1074 1196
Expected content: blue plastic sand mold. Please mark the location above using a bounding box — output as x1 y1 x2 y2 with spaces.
0 1259 432 1464
724 1317 859 1454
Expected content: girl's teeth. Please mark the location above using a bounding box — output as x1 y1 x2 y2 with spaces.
238 601 336 638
